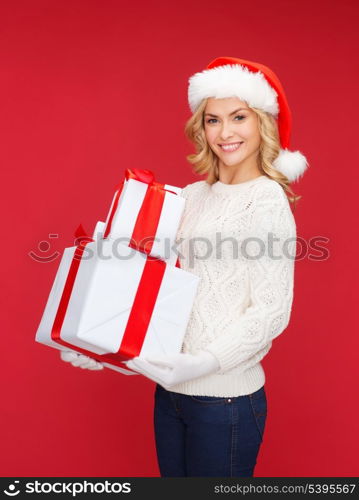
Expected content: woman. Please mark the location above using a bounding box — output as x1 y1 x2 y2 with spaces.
61 56 309 477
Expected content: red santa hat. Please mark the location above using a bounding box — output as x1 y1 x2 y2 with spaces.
188 56 308 182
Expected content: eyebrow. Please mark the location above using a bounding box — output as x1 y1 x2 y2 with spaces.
204 107 248 117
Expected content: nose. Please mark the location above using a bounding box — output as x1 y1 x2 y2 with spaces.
218 120 235 141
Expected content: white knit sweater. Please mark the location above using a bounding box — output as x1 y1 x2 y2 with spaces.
168 175 296 397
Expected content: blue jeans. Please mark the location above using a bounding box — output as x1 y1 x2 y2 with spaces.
153 383 267 477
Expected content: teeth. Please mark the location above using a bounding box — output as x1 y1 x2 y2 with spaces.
220 142 242 151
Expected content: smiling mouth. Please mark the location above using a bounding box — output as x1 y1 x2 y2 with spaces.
218 142 243 152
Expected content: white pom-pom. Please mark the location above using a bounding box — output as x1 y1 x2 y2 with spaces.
272 149 309 182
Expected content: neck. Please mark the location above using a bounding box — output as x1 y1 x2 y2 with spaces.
217 162 262 185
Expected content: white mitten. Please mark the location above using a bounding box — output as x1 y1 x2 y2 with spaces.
60 350 104 370
124 350 220 388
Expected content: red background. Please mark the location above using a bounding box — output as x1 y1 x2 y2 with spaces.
1 0 357 477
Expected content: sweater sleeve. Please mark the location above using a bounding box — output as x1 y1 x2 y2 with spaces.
203 188 296 373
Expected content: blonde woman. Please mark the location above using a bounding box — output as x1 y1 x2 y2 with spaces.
62 56 309 477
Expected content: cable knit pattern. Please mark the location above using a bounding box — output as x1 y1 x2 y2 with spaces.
168 175 296 397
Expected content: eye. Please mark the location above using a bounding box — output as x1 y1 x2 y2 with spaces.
205 115 245 124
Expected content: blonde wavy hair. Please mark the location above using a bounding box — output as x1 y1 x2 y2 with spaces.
184 98 301 208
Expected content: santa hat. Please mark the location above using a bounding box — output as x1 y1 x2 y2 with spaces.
188 56 308 182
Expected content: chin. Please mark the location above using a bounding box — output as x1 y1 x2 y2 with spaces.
220 155 244 166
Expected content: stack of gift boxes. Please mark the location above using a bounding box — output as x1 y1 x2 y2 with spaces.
35 168 200 375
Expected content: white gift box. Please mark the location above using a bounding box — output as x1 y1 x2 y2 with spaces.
35 239 200 373
102 177 185 266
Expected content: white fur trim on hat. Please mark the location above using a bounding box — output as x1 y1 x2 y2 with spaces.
188 64 279 115
272 149 309 182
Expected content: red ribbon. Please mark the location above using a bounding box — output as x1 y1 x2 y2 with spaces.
73 223 94 246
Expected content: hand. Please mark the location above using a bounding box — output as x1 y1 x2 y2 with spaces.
124 350 220 388
60 350 104 370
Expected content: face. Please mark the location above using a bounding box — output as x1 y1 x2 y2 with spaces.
203 97 262 174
